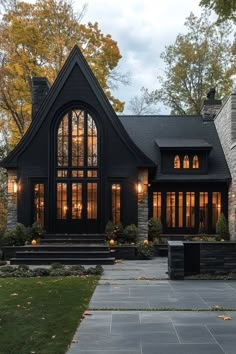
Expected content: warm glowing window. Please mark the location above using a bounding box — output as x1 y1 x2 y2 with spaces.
186 192 195 227
192 155 199 169
87 183 97 219
34 184 44 227
87 114 98 167
57 170 68 177
57 114 69 166
183 155 190 168
72 110 84 166
166 192 176 227
199 192 208 231
72 170 84 178
178 192 183 227
57 183 67 219
174 155 181 168
212 192 221 229
87 170 97 178
72 183 82 219
112 184 121 224
153 192 161 219
56 109 98 169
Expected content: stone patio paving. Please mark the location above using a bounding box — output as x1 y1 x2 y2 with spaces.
67 258 236 354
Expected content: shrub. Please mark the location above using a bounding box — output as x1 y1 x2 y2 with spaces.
31 221 44 238
32 268 50 276
137 241 154 260
69 265 86 273
3 223 32 246
105 220 114 240
50 262 65 270
113 223 124 243
148 218 163 242
216 213 230 241
86 265 103 275
124 224 138 243
0 260 7 266
0 265 16 273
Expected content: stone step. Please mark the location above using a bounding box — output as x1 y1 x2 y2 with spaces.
15 251 112 259
43 233 106 239
10 257 115 265
40 238 105 244
9 245 109 252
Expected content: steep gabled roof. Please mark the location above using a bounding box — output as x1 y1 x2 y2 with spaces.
120 115 231 182
1 46 154 168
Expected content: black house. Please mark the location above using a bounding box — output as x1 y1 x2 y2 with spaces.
1 46 231 239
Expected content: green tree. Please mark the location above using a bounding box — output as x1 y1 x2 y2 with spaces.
0 0 126 145
146 12 235 115
199 0 236 22
216 212 230 240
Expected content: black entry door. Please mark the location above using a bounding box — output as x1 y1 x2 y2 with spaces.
55 181 98 233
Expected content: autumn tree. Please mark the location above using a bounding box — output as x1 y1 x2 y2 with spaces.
146 12 235 115
199 0 236 22
0 0 126 145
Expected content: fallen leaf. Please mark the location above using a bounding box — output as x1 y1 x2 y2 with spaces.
83 311 92 316
10 293 18 296
52 335 56 339
224 316 232 320
72 339 78 343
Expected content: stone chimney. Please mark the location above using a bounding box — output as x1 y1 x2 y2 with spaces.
32 77 51 119
201 88 222 121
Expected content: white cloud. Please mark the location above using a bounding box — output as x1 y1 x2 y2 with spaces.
78 0 203 113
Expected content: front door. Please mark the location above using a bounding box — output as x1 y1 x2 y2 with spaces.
53 108 99 233
56 181 98 233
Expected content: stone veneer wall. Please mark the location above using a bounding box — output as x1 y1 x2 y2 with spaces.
7 170 18 228
137 168 148 241
214 94 236 239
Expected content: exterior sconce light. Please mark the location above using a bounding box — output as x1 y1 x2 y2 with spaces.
13 181 18 193
137 183 143 194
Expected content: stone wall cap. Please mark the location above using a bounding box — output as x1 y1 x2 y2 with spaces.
168 241 184 246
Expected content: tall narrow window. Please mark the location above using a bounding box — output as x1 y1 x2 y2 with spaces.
212 192 221 229
72 183 82 219
153 192 161 219
72 110 84 166
57 114 69 166
183 155 190 168
166 192 176 227
112 184 121 224
174 155 180 168
87 183 97 219
199 192 208 231
57 183 67 219
186 192 195 227
192 155 199 169
34 184 44 227
178 192 183 227
87 114 98 167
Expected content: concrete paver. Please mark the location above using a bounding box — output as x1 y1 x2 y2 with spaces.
67 258 236 354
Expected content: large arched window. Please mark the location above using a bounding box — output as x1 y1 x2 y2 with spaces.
183 155 190 169
174 155 181 168
56 109 98 221
192 155 199 169
57 109 97 169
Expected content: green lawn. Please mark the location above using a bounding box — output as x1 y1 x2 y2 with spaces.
0 276 98 354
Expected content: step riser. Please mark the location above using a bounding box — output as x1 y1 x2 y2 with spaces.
44 234 106 239
11 258 114 265
40 239 105 244
13 246 109 252
15 252 112 259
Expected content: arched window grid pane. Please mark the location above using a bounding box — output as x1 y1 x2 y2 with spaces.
183 155 190 169
193 155 199 169
174 155 180 168
57 114 69 166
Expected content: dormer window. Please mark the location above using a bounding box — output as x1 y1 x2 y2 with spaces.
174 155 181 168
192 155 199 169
183 155 190 169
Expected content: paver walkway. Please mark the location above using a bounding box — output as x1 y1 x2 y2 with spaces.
67 258 236 354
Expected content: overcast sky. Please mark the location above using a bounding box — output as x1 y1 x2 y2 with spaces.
80 0 203 114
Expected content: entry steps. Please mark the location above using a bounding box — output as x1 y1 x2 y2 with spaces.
10 233 115 265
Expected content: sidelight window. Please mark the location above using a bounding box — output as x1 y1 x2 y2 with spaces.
112 184 121 224
212 192 221 229
34 184 44 226
153 192 161 219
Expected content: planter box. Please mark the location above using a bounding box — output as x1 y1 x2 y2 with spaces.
110 246 137 260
